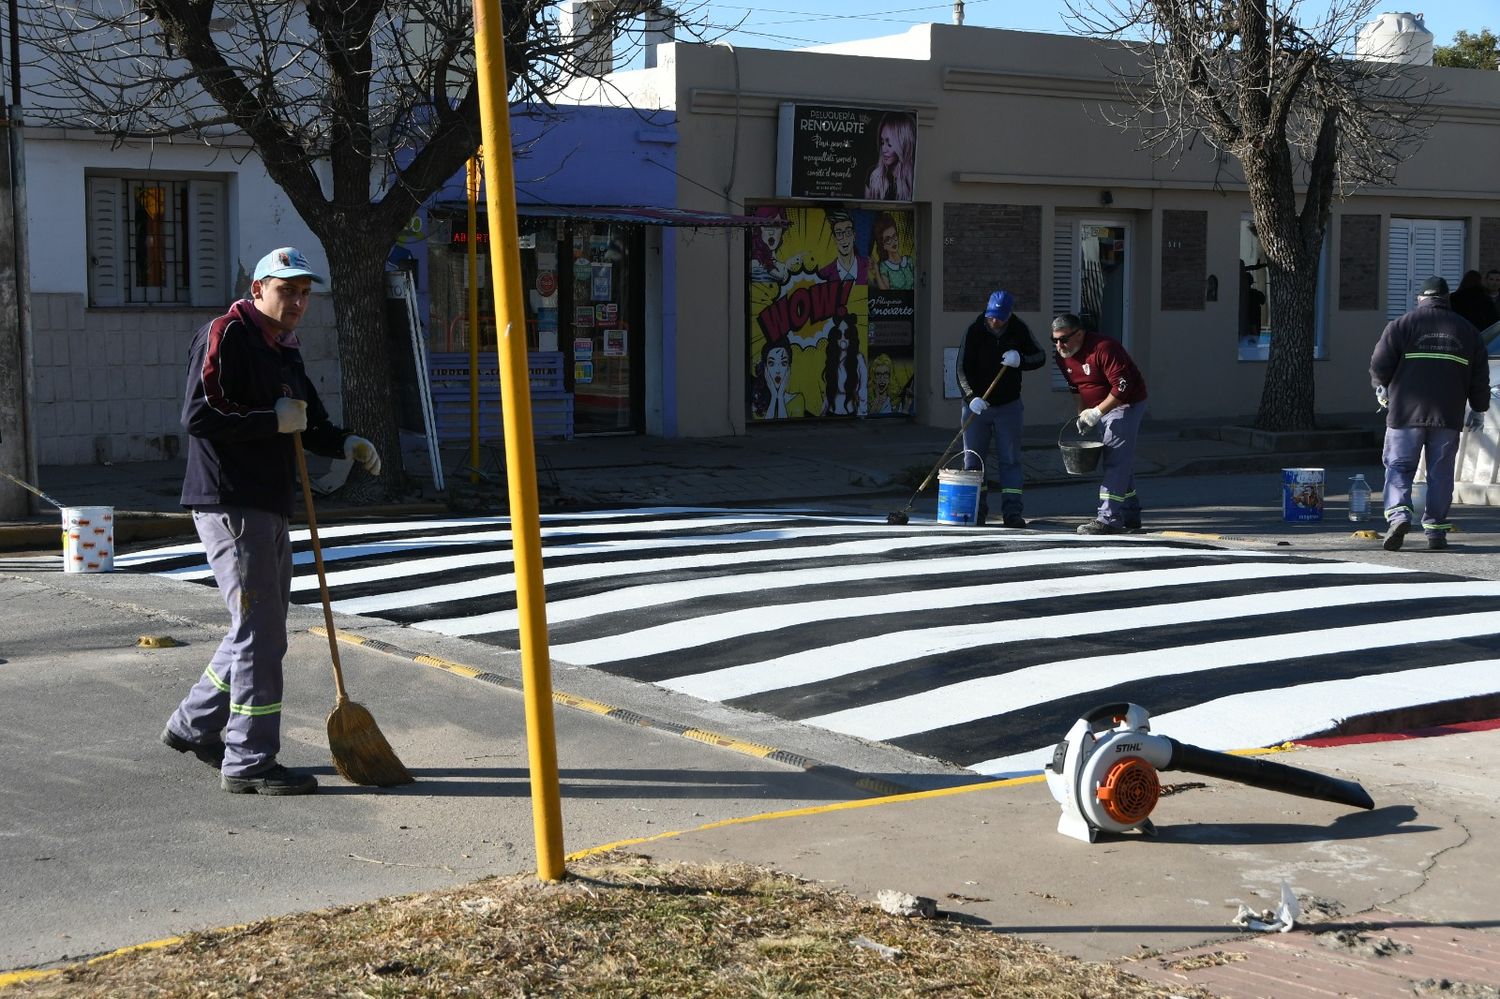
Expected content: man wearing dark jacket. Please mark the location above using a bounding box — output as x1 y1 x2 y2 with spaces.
955 289 1047 526
1370 275 1489 552
161 247 382 795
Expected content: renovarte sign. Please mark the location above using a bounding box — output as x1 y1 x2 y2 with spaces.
775 103 917 203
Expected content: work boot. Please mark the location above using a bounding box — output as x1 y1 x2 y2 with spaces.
1002 514 1028 529
1427 534 1447 551
1077 520 1125 536
1382 521 1409 552
161 726 225 769
221 764 319 796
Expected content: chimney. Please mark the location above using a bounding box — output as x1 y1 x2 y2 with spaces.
953 0 965 26
559 0 615 80
644 5 676 69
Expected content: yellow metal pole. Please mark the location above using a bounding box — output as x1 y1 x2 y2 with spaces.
466 155 482 483
472 0 565 881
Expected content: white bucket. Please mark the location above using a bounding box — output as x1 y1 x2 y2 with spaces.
936 451 985 526
62 506 114 573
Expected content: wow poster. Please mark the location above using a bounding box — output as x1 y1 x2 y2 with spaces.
747 205 916 422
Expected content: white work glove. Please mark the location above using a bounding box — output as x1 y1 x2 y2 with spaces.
344 435 382 475
1076 407 1102 432
1375 385 1389 410
968 397 990 416
1000 349 1021 369
1464 409 1485 432
274 397 308 434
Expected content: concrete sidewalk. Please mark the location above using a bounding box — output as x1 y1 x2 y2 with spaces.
0 413 1384 550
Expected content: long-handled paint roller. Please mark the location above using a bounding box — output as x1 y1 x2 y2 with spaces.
886 365 1010 525
0 468 66 510
292 432 414 787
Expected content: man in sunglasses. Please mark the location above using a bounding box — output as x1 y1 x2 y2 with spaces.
1051 313 1148 534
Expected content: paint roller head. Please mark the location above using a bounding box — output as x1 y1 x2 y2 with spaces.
886 510 910 525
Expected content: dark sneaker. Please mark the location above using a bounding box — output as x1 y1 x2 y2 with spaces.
975 505 989 526
1002 514 1028 529
1427 534 1447 551
221 764 318 796
1383 521 1410 552
161 726 225 769
1077 520 1125 536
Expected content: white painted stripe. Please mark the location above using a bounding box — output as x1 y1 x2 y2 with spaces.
114 517 498 567
314 522 1006 598
152 513 824 581
662 563 1408 701
805 604 1500 741
408 543 1272 635
968 658 1500 778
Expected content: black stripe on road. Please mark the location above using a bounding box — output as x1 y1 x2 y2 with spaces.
886 634 1500 767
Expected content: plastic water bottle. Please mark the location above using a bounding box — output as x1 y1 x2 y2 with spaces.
1348 474 1371 522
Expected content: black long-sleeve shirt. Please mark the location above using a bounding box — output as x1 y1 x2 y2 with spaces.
955 313 1046 407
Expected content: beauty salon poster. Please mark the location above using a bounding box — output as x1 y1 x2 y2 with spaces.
747 204 916 423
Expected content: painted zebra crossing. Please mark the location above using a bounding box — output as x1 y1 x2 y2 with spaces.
120 507 1500 777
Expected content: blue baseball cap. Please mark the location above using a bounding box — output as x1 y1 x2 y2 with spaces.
253 246 324 284
984 290 1013 321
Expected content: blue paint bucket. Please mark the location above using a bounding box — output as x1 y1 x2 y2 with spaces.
937 451 984 526
1281 467 1325 522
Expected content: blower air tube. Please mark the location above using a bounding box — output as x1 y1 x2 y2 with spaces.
1165 739 1374 811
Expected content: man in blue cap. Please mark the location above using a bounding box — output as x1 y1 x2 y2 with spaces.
955 289 1046 526
161 246 382 795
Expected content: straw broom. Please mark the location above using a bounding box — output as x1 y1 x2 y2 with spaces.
294 432 414 787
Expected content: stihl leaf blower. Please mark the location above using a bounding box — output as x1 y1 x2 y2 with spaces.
1043 703 1374 843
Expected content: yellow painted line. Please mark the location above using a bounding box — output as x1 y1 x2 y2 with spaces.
1 935 185 990
1160 530 1224 540
314 626 367 646
682 729 778 757
567 773 1046 861
553 691 617 716
414 654 483 679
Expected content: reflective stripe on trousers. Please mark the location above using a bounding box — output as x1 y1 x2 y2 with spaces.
167 505 291 777
961 398 1025 517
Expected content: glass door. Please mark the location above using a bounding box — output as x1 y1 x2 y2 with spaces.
1077 220 1131 346
565 221 643 435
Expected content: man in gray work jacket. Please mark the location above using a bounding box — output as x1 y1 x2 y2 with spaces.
1370 275 1490 552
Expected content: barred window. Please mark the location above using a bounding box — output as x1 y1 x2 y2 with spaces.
87 173 227 308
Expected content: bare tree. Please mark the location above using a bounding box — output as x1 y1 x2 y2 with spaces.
19 0 714 491
1065 0 1436 431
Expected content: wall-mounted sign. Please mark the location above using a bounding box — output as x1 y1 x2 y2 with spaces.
775 104 917 203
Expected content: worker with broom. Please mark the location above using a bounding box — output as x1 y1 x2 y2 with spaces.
955 289 1047 526
161 247 382 796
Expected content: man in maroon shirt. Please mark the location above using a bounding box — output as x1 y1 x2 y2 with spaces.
1051 313 1149 534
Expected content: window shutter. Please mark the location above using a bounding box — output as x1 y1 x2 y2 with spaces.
87 177 122 307
188 179 228 307
1050 218 1075 391
1386 220 1411 320
1387 218 1467 320
1438 220 1465 288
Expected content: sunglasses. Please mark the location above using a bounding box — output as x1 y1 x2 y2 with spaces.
1051 330 1078 343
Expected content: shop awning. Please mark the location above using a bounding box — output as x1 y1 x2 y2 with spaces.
436 201 763 228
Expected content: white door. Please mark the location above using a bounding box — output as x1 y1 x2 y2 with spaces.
1387 218 1465 320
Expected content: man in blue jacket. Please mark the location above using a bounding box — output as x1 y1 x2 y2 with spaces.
1370 275 1489 552
161 247 381 795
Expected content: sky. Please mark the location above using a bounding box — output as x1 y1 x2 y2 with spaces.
681 1 1494 52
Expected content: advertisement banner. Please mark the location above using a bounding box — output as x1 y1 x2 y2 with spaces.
775 104 917 203
747 205 916 422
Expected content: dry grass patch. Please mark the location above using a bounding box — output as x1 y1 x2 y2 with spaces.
12 853 1214 998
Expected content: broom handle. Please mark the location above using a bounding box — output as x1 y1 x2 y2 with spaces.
293 432 350 704
913 365 1011 495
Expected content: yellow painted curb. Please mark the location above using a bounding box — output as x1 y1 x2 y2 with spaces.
0 935 184 990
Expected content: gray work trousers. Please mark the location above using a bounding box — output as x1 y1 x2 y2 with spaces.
1382 426 1459 538
166 506 292 777
1096 402 1145 527
961 398 1025 518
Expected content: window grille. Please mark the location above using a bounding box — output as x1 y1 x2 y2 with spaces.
87 174 227 308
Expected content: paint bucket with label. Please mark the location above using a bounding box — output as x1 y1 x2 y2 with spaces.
936 452 984 526
1281 468 1324 523
62 506 114 573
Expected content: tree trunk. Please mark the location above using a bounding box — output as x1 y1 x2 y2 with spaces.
323 236 402 498
1254 254 1319 431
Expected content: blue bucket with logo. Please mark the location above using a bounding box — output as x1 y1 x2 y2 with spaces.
1282 467 1325 522
937 451 984 526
